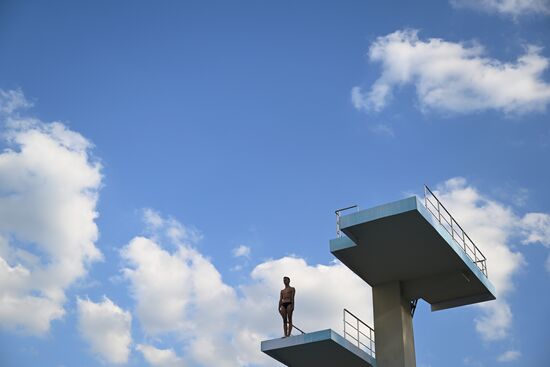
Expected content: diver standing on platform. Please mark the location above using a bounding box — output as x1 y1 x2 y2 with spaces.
278 276 295 337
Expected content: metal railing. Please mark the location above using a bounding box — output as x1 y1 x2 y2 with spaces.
343 308 375 357
410 299 418 317
292 324 305 335
424 185 488 277
335 205 358 237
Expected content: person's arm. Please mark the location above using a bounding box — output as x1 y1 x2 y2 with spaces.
291 288 296 304
279 290 283 309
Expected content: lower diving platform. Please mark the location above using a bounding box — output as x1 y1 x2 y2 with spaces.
261 329 376 367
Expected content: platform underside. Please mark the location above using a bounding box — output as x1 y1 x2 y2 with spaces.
330 196 496 311
261 329 376 367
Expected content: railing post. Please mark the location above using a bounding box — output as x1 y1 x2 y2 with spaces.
336 212 340 237
335 206 358 238
357 318 360 348
424 186 428 208
343 309 346 337
369 329 376 356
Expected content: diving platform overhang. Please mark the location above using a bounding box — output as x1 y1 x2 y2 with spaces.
330 196 496 311
261 329 376 367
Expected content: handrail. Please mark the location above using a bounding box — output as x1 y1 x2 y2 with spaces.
292 324 305 335
423 185 488 277
410 299 418 317
335 205 358 237
343 308 375 357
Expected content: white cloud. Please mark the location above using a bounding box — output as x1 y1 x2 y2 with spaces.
431 178 550 341
0 89 102 335
433 178 524 298
497 349 521 362
142 208 202 246
136 344 185 367
474 301 513 340
369 123 395 137
451 0 550 17
77 296 132 364
432 179 520 341
235 257 373 367
122 213 239 366
143 208 164 231
123 181 550 364
0 89 33 115
352 30 550 114
122 211 373 367
122 237 240 366
520 212 550 246
121 236 197 335
517 207 550 274
232 244 251 258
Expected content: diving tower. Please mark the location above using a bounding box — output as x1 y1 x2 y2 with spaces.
261 186 496 367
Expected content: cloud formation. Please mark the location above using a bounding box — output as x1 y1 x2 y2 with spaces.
122 212 239 366
519 212 550 273
352 30 550 114
520 212 550 246
0 89 102 335
232 244 251 258
432 177 550 341
125 182 550 366
235 256 373 366
451 0 550 17
77 296 132 364
497 349 521 362
136 344 185 367
122 210 373 367
0 89 32 114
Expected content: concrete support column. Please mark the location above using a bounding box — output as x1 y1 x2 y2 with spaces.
373 281 416 367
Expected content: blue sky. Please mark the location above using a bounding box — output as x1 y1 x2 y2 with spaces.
0 1 549 366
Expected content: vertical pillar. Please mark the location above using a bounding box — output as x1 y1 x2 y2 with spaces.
373 281 416 367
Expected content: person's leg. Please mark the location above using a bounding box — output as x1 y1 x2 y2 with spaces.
279 305 288 337
287 304 294 336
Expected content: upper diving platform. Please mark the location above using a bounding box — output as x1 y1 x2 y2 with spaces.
261 329 376 367
330 192 496 311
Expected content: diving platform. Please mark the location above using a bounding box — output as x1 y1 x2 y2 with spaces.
261 329 376 367
330 195 496 311
261 187 497 367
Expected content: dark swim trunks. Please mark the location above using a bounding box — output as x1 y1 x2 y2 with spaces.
281 302 292 309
